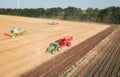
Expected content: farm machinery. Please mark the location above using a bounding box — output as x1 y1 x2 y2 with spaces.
47 21 59 25
4 28 26 38
10 28 25 37
46 36 73 54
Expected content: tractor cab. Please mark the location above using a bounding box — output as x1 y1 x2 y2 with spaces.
10 28 19 34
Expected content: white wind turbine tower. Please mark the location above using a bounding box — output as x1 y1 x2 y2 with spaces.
17 0 20 8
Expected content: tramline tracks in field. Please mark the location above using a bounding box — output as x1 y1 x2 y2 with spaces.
103 45 120 77
70 31 116 77
116 51 120 77
69 27 120 77
104 41 120 77
91 28 120 77
109 47 120 77
75 33 119 77
97 40 119 77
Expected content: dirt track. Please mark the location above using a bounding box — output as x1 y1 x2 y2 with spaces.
21 26 117 77
0 15 110 77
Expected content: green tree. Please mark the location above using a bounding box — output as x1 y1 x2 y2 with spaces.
45 7 64 19
64 7 81 20
98 6 120 24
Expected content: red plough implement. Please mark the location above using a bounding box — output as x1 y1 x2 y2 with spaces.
4 33 13 38
58 36 73 47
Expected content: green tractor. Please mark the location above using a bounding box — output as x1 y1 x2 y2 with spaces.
46 41 61 54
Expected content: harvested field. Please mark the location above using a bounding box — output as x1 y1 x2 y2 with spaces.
21 26 117 77
0 15 116 77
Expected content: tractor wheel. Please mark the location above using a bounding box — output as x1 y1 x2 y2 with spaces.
14 34 17 37
67 43 71 47
20 33 23 35
10 30 14 34
15 33 18 36
12 36 16 38
51 51 55 54
57 47 62 51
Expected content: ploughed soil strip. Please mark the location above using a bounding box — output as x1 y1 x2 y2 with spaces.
21 26 117 77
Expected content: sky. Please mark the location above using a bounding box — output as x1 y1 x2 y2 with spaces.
0 0 120 9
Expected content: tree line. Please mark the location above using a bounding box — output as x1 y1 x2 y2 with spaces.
0 6 120 24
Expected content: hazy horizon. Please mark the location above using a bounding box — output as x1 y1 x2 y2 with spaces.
0 0 120 10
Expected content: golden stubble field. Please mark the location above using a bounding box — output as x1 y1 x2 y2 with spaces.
0 15 110 77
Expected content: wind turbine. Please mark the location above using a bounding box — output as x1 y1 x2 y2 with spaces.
17 0 20 9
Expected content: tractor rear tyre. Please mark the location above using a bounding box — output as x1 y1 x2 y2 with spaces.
67 43 71 47
57 47 62 51
51 51 55 54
